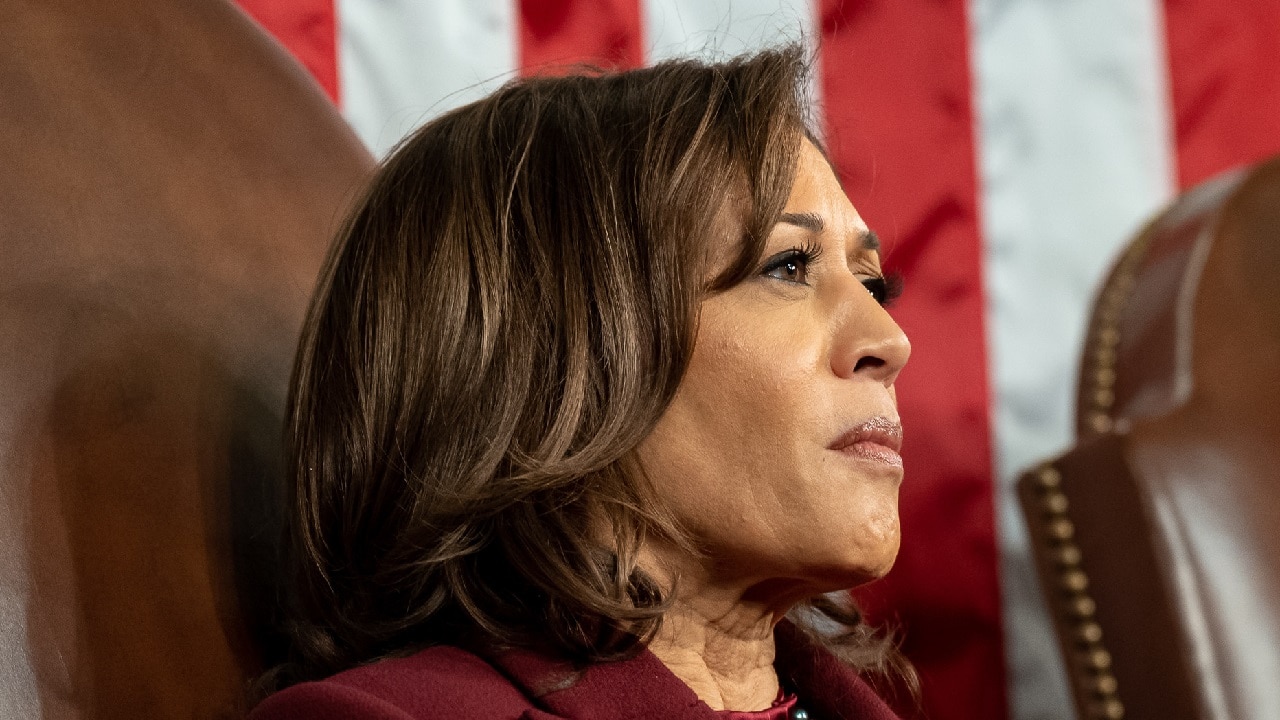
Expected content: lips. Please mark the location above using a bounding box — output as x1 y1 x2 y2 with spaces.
829 416 904 468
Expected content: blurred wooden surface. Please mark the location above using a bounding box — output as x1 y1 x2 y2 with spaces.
0 1 374 717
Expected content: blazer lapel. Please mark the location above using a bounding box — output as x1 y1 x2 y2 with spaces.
494 645 718 720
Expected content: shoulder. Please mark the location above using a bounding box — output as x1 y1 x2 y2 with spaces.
250 646 538 720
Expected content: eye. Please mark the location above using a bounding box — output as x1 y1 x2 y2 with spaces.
761 241 822 285
862 272 904 307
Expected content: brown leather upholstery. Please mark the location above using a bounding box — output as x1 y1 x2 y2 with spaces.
0 1 374 717
1019 156 1280 720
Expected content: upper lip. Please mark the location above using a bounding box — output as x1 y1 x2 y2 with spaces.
828 416 903 454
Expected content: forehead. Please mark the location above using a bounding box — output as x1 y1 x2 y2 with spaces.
785 140 868 235
700 138 876 281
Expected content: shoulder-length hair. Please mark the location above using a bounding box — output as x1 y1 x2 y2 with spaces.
276 44 906 689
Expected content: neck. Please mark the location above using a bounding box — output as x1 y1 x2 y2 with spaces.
646 588 790 711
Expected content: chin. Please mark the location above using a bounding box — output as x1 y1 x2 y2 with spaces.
844 531 901 581
802 545 900 592
861 551 899 582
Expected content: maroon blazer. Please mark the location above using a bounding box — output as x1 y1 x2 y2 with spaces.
251 622 902 720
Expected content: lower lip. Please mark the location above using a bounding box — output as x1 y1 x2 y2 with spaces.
838 441 903 468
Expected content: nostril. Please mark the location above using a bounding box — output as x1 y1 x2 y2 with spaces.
854 356 885 373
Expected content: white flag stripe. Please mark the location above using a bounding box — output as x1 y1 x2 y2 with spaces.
642 0 819 113
336 0 517 157
336 0 822 169
970 0 1175 717
642 0 815 61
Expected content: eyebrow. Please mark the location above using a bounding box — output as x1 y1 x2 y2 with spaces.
779 211 825 232
777 212 880 251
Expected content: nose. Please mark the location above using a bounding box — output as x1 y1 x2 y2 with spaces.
830 285 911 386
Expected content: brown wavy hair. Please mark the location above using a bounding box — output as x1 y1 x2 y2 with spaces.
272 45 912 693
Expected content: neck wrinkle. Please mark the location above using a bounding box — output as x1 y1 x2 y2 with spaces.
648 596 784 712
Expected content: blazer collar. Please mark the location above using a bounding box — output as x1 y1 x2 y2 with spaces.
489 620 900 720
772 621 901 720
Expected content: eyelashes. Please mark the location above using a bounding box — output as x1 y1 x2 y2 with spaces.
760 240 823 285
862 272 904 307
759 245 904 308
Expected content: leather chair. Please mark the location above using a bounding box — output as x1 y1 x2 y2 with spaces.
0 1 374 717
1018 156 1280 719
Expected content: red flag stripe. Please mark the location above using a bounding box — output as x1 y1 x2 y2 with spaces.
1162 0 1280 189
817 2 1006 719
234 0 340 103
519 0 645 73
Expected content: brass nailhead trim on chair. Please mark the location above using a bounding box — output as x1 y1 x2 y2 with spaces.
1056 545 1082 567
1092 675 1119 696
1046 223 1153 717
1082 231 1152 435
1031 464 1125 720
1077 622 1103 644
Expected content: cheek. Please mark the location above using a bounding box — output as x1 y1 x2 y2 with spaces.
676 311 824 461
696 307 826 405
636 303 846 545
641 353 787 497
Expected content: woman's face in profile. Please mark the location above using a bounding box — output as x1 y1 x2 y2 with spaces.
638 140 910 594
